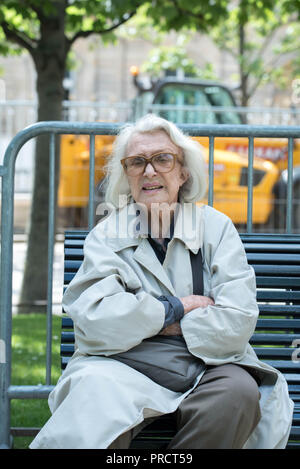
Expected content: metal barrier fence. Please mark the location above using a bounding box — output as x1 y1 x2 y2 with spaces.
0 121 299 448
1 100 300 194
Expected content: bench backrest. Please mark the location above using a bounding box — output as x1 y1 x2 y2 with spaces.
61 230 300 446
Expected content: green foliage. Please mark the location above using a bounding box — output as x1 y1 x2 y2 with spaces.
141 44 216 80
137 0 300 103
204 0 300 103
119 12 218 82
145 0 230 33
117 3 165 45
0 0 147 58
281 0 300 16
273 22 300 77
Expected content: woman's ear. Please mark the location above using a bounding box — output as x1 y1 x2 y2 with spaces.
180 167 190 186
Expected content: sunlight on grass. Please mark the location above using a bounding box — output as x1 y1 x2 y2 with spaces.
11 313 62 449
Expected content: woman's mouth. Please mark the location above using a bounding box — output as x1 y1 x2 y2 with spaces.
142 184 164 192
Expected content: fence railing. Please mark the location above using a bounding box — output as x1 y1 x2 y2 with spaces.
0 121 300 448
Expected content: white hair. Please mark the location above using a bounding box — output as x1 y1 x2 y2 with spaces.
105 114 207 208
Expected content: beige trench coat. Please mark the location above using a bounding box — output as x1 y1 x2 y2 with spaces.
30 203 294 449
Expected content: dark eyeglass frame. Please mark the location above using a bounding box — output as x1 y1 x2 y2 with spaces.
121 152 181 175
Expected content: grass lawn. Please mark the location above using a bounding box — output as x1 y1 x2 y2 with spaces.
11 313 62 449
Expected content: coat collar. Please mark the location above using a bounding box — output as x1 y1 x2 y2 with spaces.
172 202 204 254
132 238 176 294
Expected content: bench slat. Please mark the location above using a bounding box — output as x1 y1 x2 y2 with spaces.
60 344 74 356
267 360 300 372
65 230 88 239
247 253 300 264
64 248 84 259
256 290 300 302
255 318 300 330
61 331 75 343
62 316 73 328
289 384 300 392
254 348 298 359
64 260 83 271
251 333 300 346
240 234 300 243
254 265 300 275
243 243 300 253
258 304 300 316
255 277 300 288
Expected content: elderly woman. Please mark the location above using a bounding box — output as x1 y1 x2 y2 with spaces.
30 114 293 450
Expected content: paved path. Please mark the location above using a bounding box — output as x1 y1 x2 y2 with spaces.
12 240 64 315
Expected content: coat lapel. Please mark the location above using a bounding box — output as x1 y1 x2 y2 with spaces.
163 239 194 297
133 238 176 295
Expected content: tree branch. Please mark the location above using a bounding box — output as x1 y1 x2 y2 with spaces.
248 27 278 66
0 19 37 55
68 10 137 46
170 0 205 21
20 0 45 21
248 73 266 99
219 43 239 59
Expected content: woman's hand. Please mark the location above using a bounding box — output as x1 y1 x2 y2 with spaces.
159 322 182 336
180 295 215 315
159 295 214 336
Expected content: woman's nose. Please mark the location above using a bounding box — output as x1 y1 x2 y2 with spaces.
143 162 156 176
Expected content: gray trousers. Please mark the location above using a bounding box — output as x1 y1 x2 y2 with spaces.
109 363 261 449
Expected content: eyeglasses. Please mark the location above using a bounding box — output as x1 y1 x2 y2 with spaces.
121 152 181 176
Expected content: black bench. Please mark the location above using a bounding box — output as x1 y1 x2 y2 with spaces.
61 230 300 449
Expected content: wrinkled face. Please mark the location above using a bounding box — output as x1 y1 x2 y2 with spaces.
124 130 189 211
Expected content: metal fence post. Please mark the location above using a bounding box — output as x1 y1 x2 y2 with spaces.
0 140 16 448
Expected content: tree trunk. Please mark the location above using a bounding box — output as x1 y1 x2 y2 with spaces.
19 5 68 313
